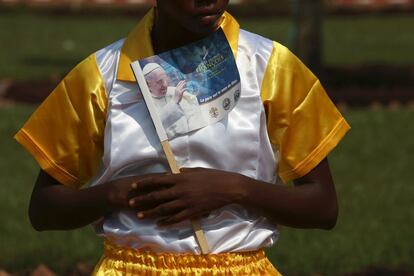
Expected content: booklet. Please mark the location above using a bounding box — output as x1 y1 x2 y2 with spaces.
131 29 241 141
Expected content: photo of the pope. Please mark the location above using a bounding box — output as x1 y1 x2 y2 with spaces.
143 62 204 139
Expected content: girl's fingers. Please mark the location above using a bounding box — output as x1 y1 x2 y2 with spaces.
137 200 185 219
135 174 176 191
129 188 178 208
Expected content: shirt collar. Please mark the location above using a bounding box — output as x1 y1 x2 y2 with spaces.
116 8 240 82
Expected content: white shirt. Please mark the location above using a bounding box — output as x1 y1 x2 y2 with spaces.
90 29 279 254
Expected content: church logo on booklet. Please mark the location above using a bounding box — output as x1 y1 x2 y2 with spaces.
222 98 231 110
209 107 219 118
234 89 241 102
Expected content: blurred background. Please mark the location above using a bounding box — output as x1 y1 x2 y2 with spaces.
1 0 413 275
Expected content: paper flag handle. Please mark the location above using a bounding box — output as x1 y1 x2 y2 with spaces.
161 140 210 254
161 141 180 174
190 219 210 255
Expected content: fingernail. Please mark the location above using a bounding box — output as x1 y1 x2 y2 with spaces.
138 212 144 219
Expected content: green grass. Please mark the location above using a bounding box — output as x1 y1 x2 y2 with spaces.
0 105 101 274
241 14 414 66
0 11 413 80
1 105 413 274
0 11 136 80
267 109 414 275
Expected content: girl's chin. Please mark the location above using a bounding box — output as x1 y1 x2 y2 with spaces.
198 13 222 26
190 16 223 35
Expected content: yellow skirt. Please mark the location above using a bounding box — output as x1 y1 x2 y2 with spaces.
93 241 282 275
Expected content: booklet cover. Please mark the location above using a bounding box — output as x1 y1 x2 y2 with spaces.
131 29 241 141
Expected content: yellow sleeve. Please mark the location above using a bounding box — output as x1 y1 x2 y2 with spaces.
14 54 107 189
261 42 350 183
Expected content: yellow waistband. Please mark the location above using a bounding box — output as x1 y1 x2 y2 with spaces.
93 240 282 275
104 240 266 268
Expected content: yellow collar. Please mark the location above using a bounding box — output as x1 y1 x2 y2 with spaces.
116 8 240 82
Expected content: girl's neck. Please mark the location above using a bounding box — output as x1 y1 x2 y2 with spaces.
151 9 207 54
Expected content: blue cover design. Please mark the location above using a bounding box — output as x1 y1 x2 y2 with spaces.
139 29 240 105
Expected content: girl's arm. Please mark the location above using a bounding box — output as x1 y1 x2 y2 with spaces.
129 158 337 230
240 158 337 229
31 157 337 231
28 170 137 231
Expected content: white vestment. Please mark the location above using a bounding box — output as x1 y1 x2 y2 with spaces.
153 88 202 139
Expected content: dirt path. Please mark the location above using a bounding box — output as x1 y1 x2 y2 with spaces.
2 65 413 108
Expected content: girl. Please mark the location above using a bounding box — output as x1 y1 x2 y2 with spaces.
15 0 350 274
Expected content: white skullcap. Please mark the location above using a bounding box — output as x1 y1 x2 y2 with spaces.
142 62 163 76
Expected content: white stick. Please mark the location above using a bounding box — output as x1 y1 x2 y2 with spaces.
161 141 210 254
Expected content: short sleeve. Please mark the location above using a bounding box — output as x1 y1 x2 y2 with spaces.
261 42 350 182
14 54 108 189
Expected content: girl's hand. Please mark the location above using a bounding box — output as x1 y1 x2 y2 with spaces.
103 174 169 212
103 178 139 211
128 168 249 226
